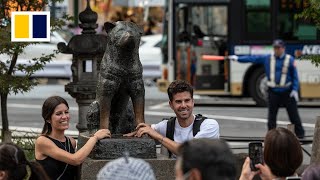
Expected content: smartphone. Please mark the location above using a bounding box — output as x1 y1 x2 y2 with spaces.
248 142 263 171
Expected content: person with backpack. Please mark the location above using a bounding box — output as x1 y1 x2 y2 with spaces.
125 80 220 157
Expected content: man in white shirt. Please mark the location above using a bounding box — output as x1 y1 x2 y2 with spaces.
125 80 220 156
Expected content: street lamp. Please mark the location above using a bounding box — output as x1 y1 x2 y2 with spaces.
58 0 107 132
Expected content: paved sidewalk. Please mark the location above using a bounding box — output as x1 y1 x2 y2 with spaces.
8 84 74 100
8 84 169 100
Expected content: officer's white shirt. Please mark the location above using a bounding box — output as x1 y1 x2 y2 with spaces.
151 114 220 143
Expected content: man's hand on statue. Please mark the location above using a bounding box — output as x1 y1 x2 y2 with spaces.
135 123 157 138
135 123 151 130
94 129 111 139
123 130 137 137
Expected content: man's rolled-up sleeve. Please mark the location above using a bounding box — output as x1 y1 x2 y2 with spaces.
194 119 220 139
151 120 168 137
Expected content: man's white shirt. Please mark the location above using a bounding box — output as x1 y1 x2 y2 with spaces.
151 114 220 143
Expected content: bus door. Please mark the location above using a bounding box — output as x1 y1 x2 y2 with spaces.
174 2 228 93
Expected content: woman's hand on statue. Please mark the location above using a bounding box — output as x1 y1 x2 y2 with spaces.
94 129 111 140
123 130 137 137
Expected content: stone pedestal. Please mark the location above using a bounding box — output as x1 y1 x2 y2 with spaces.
311 116 320 164
80 154 175 180
78 132 157 159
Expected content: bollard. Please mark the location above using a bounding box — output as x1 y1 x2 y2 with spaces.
310 116 320 164
287 124 295 135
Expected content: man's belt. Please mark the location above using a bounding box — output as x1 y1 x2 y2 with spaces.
267 81 292 88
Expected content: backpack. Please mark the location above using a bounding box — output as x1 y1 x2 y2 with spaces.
164 114 207 157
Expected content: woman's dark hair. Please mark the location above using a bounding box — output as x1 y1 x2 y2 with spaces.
178 138 236 180
0 143 49 180
41 96 69 135
167 80 193 101
264 127 303 177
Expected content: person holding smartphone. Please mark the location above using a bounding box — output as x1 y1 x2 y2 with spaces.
239 127 303 180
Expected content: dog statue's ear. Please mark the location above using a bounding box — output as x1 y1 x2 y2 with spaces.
104 22 116 34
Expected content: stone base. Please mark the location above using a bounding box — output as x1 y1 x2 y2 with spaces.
79 151 308 180
78 132 157 159
80 154 175 180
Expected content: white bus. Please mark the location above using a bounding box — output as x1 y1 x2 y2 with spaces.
157 0 320 106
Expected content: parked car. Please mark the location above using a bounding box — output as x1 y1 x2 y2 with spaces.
18 31 72 62
0 31 72 80
2 32 163 83
139 34 162 85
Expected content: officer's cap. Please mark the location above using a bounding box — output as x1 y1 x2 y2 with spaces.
272 39 285 47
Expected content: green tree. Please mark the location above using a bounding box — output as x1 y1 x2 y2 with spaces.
0 0 71 142
296 0 320 67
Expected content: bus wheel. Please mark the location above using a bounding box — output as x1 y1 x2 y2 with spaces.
249 67 268 107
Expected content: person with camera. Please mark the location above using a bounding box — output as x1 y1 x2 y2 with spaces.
228 39 305 139
239 127 303 180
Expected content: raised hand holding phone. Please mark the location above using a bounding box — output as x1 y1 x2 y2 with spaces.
248 142 264 171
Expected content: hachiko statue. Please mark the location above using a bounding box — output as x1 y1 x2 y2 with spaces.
87 21 145 134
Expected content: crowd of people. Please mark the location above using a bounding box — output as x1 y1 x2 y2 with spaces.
2 39 320 179
2 79 319 180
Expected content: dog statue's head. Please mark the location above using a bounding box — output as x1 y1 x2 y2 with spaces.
104 21 143 50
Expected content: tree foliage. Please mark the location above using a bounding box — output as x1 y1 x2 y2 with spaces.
0 0 72 142
295 0 320 67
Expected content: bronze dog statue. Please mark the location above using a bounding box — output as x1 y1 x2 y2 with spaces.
88 21 145 134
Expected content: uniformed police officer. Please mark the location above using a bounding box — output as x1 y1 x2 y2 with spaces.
228 39 305 138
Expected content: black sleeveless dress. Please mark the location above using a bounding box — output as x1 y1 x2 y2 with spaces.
37 136 77 180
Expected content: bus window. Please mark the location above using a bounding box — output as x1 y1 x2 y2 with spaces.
294 24 318 40
176 5 190 42
245 0 271 40
191 6 227 37
277 0 319 41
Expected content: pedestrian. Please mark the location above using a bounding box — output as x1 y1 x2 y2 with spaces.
175 138 236 180
229 39 305 138
0 142 49 180
125 80 220 157
96 156 156 180
239 127 302 180
35 96 111 180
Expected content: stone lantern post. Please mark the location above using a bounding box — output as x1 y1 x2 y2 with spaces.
58 0 107 132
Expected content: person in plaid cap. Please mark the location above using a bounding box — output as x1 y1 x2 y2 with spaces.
96 157 156 180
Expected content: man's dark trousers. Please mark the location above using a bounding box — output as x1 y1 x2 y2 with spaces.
268 89 305 138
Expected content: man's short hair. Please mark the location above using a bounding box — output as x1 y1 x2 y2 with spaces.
178 138 236 180
264 127 302 177
167 80 193 101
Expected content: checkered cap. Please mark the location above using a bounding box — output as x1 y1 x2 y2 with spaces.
96 157 156 180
